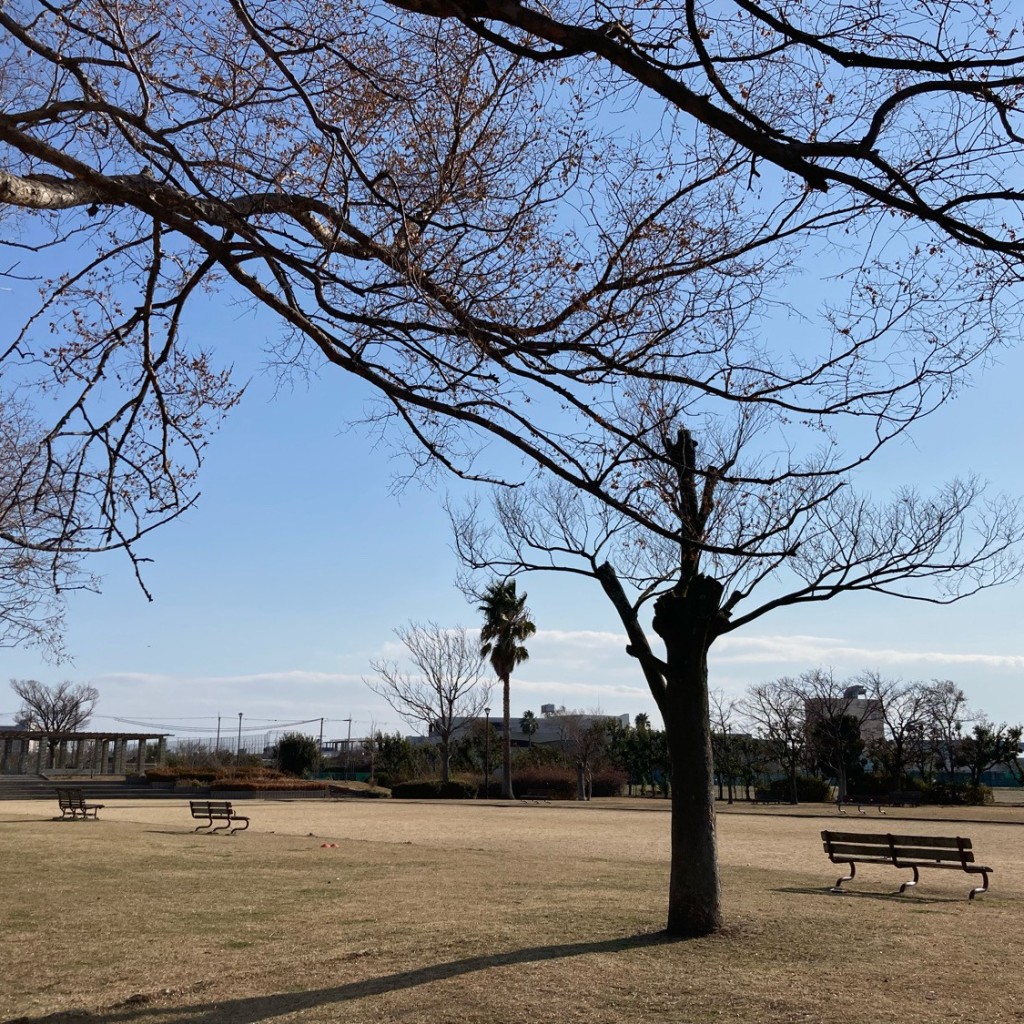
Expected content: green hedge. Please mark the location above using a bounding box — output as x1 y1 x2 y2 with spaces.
764 775 832 802
510 766 576 799
390 778 477 799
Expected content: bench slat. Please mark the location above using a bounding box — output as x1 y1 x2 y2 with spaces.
894 846 974 863
824 831 968 849
823 842 896 859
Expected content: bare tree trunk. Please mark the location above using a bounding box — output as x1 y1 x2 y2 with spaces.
501 677 514 799
653 579 723 938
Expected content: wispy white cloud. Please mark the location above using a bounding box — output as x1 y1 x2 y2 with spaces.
95 670 364 687
711 634 1024 671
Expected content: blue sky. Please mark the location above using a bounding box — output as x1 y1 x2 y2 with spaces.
0 301 1021 746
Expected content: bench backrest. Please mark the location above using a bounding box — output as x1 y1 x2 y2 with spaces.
822 830 974 865
56 787 86 807
190 800 233 814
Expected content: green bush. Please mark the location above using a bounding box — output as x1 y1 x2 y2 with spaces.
439 778 477 799
919 781 994 806
765 775 832 802
390 778 476 799
276 732 321 777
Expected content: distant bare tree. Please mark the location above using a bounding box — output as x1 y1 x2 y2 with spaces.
557 712 613 801
859 672 929 789
11 679 99 765
923 680 973 779
709 690 741 804
366 623 492 784
741 679 807 805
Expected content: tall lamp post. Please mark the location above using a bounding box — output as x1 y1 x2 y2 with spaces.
483 707 491 799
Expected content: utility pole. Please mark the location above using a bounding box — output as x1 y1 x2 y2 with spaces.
484 707 491 799
317 717 324 777
215 715 221 753
236 712 243 761
344 717 353 780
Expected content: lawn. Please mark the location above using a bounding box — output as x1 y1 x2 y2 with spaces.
2 797 1022 1024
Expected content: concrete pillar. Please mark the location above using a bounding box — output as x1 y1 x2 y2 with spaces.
55 739 67 770
114 738 127 774
1 737 10 773
95 739 107 774
73 739 85 769
136 738 147 774
18 739 29 774
34 738 45 773
156 737 167 765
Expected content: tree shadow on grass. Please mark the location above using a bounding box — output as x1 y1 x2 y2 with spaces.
5 932 684 1024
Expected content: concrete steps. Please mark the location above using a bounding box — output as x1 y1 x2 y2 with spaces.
0 774 179 801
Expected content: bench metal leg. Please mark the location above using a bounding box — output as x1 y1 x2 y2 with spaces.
229 818 249 835
832 860 856 892
194 820 213 832
898 866 920 894
968 870 989 900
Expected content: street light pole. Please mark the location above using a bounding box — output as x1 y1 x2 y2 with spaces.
483 707 491 799
236 712 243 761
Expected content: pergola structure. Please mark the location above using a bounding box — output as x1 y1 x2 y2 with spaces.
0 729 169 776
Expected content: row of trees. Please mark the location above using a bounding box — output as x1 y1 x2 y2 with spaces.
732 671 1022 803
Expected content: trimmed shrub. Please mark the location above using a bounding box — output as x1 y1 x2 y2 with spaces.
589 768 628 797
439 778 477 799
389 778 478 799
920 781 994 806
390 780 441 799
765 775 832 802
510 766 576 799
212 778 327 791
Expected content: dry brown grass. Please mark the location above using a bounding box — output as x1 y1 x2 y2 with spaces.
2 797 1022 1024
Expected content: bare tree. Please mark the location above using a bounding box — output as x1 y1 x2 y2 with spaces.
0 0 1023 585
452 423 1021 934
923 679 973 779
859 672 929 790
740 679 807 806
709 690 741 804
793 668 879 802
11 678 99 765
365 623 492 784
557 711 614 801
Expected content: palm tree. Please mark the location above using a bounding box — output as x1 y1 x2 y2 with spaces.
520 709 538 746
478 580 536 799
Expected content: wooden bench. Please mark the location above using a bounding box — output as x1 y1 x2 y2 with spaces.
753 789 784 804
189 800 249 834
821 830 992 899
55 787 104 820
